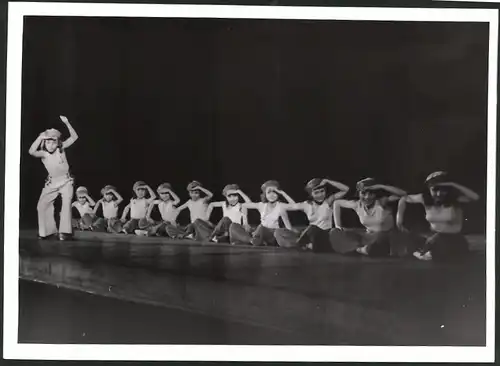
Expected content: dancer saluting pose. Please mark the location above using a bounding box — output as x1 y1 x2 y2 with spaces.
397 171 479 261
29 115 78 240
120 181 156 234
283 178 349 252
177 181 214 241
331 178 408 257
92 185 124 233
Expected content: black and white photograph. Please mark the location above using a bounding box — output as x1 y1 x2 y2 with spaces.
3 1 497 362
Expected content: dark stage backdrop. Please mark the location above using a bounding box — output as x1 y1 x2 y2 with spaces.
20 17 488 232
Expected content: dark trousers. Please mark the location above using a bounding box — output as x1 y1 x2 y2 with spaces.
148 220 185 238
210 216 253 244
297 225 332 252
250 225 297 247
92 217 123 233
122 218 150 234
418 232 469 262
184 219 215 241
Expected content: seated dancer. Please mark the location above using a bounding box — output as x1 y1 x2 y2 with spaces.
242 180 298 247
139 183 184 237
206 184 253 245
71 186 97 230
283 178 349 252
396 171 479 261
177 181 214 241
28 115 78 241
92 185 124 233
331 178 408 257
120 181 156 234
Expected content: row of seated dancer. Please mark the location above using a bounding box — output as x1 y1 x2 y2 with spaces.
29 118 480 262
70 172 479 262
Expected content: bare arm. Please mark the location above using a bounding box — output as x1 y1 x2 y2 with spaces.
146 200 159 221
241 201 262 210
322 179 350 205
93 199 102 215
198 186 213 202
168 189 181 206
396 194 423 230
144 185 157 202
241 206 251 230
60 116 78 149
281 202 306 211
121 203 131 221
176 201 190 213
108 189 124 206
206 201 224 219
85 194 96 207
280 208 293 230
236 189 251 203
437 182 480 203
276 189 296 204
371 184 407 201
28 133 48 158
333 199 358 229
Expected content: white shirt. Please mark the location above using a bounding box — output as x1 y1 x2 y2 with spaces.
187 199 209 222
258 202 283 229
42 149 70 178
157 200 178 222
130 198 150 219
296 201 333 230
102 201 119 219
356 201 394 232
73 201 93 217
425 205 463 234
222 203 243 224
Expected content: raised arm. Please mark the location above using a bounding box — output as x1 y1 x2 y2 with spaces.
333 199 358 230
176 201 190 213
144 185 157 202
28 133 48 158
322 179 350 204
85 193 96 207
146 200 159 221
109 189 124 206
236 189 251 203
241 201 262 210
60 116 79 149
437 182 480 203
167 189 181 206
206 201 224 219
121 203 131 222
396 194 423 231
198 186 214 202
93 199 103 215
276 189 296 204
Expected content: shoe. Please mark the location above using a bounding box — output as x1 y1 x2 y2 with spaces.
58 233 73 241
305 243 313 251
135 229 148 236
356 246 369 255
37 234 55 240
185 233 194 240
211 237 218 243
421 251 433 261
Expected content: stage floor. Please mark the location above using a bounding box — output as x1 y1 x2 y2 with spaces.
18 230 487 346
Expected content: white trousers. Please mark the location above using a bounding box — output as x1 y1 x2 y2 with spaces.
37 175 74 237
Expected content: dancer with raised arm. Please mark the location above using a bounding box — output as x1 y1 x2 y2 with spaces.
92 185 124 233
397 171 479 261
331 178 408 257
283 178 349 252
120 181 156 234
177 181 214 241
29 116 78 240
242 180 298 247
207 184 253 245
71 186 97 230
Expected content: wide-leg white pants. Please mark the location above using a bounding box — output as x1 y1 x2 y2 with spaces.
37 175 74 237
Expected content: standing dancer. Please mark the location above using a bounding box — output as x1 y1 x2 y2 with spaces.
120 181 156 234
141 183 184 237
207 184 253 245
71 186 97 230
396 171 479 261
177 181 214 241
331 178 408 256
92 185 124 233
29 116 78 240
242 180 298 247
283 178 349 252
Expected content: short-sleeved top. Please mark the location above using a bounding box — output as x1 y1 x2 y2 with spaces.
295 201 333 230
73 201 93 217
157 200 178 223
187 199 209 222
130 198 150 219
258 202 283 229
42 149 70 178
102 201 119 219
356 200 394 232
425 205 463 234
223 203 243 224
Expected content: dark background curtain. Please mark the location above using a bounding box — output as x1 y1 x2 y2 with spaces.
20 17 488 232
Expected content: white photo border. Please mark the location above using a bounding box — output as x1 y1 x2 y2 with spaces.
4 2 497 362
